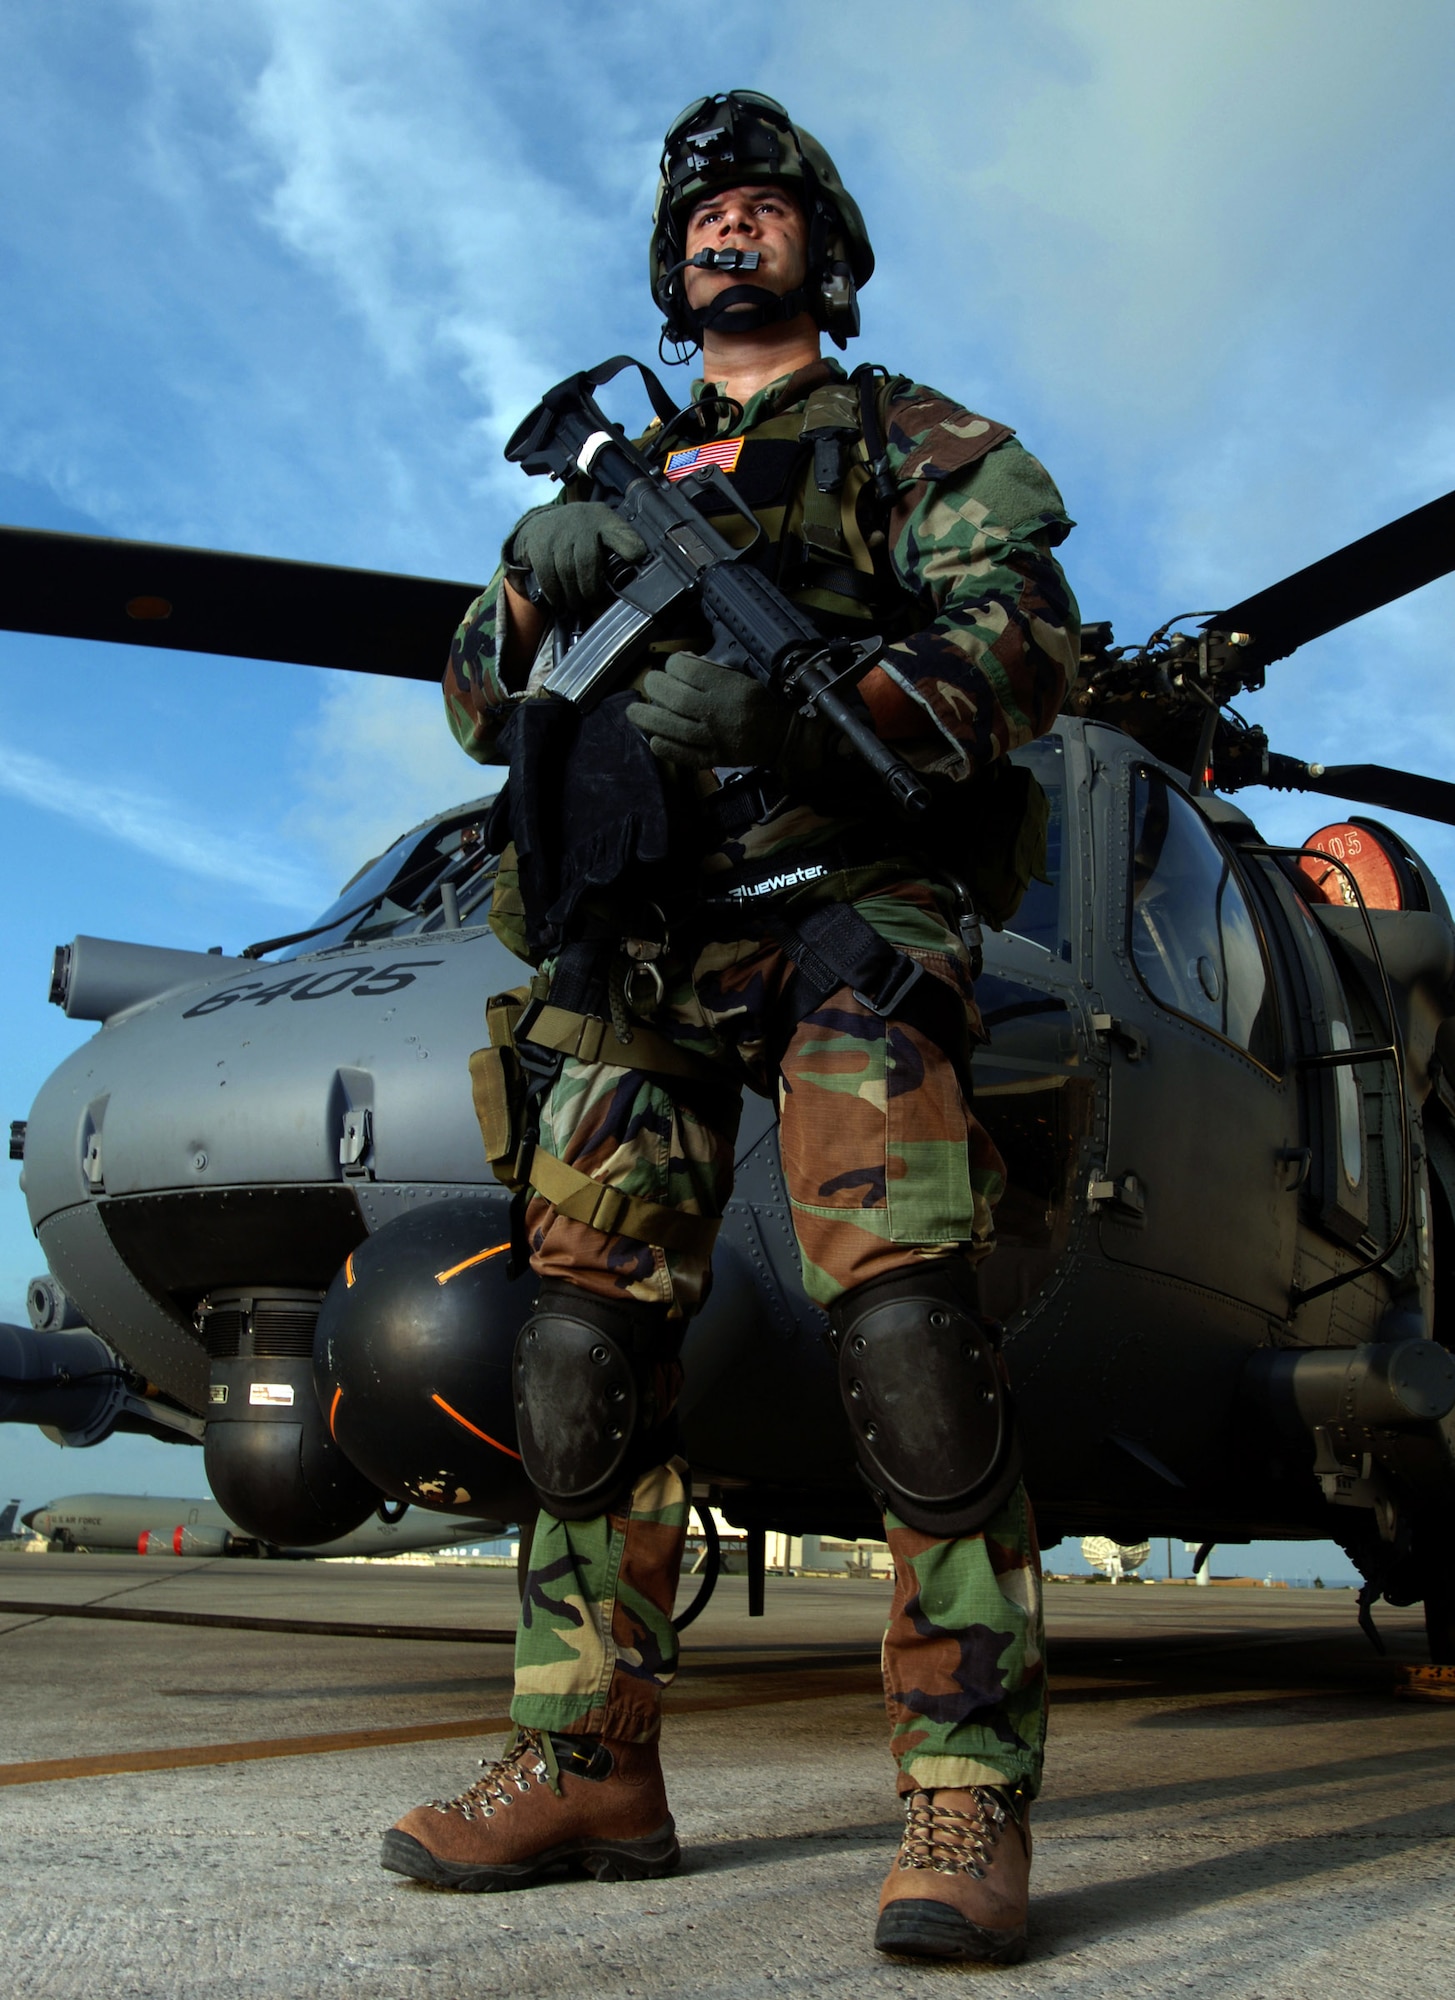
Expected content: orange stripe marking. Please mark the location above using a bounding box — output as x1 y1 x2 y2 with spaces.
344 1253 355 1288
0 1673 883 1788
430 1393 522 1460
434 1242 510 1286
328 1385 343 1441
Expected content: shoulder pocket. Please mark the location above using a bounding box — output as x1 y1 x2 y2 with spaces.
885 389 1016 486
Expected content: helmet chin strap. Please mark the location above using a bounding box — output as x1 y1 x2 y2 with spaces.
689 279 813 336
662 246 816 345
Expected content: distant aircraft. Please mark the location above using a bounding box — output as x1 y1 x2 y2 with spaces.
0 1498 24 1541
21 1493 509 1559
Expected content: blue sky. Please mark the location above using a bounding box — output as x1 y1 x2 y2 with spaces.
1 2 1451 1578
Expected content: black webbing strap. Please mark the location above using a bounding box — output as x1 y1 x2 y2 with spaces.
570 353 680 426
773 901 974 1090
699 829 915 914
778 902 923 1016
696 771 789 843
850 363 900 515
792 550 880 604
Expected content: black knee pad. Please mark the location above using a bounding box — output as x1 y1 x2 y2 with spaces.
513 1281 683 1520
829 1262 1022 1536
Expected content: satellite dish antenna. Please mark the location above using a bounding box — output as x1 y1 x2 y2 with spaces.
1081 1535 1152 1583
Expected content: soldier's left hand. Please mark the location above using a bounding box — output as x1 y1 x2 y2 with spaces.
626 651 788 769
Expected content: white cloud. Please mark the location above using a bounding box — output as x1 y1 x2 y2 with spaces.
772 1 1454 437
286 672 498 888
131 0 673 493
0 738 322 911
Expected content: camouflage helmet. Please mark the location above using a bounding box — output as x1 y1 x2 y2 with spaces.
650 91 874 351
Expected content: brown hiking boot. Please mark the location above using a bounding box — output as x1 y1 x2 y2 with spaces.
380 1728 680 1892
873 1785 1032 1962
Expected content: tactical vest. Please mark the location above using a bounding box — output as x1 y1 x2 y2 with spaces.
641 370 1049 934
644 371 909 644
487 367 1048 960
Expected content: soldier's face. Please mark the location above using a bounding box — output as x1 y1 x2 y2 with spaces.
682 184 808 310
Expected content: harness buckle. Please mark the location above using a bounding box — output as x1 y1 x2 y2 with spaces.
511 999 565 1087
852 953 924 1019
699 770 788 843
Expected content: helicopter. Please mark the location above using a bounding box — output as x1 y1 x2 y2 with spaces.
4 434 1455 1661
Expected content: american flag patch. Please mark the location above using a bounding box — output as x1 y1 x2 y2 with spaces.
663 437 745 482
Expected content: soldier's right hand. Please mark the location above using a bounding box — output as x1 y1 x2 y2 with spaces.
510 503 646 617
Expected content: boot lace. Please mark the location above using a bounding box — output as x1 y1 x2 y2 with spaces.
895 1787 1015 1880
430 1728 555 1822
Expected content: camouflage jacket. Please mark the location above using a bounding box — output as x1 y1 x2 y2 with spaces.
444 357 1079 910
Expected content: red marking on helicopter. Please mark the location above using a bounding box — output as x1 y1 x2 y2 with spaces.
124 594 172 621
430 1393 522 1460
328 1386 343 1442
1297 822 1408 910
434 1243 510 1287
344 1254 355 1289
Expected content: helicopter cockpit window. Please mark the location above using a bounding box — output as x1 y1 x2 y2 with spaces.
271 803 499 960
1130 769 1278 1067
1002 737 1067 958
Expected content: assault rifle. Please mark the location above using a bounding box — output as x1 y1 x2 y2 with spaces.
503 356 931 816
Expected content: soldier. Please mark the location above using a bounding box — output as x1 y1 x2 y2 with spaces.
383 90 1078 1966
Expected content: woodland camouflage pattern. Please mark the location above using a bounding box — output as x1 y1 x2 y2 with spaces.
511 1457 1045 1794
512 1459 690 1744
527 878 1002 1312
883 1483 1046 1794
450 353 1074 1794
445 356 1079 856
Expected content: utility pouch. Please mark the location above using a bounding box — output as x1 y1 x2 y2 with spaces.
468 986 533 1186
485 840 532 962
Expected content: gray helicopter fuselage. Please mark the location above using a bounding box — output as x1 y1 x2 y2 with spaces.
18 716 1455 1549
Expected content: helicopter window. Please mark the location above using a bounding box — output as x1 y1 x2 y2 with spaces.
1002 738 1066 957
1130 770 1278 1066
1329 1020 1363 1189
270 806 499 960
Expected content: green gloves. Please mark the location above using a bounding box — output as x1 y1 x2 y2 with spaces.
509 503 646 616
626 650 799 771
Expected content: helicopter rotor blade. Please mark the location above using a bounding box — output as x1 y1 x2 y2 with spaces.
1262 751 1455 827
0 525 482 680
1204 489 1455 671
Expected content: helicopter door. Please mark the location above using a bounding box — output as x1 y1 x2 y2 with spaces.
1093 763 1296 1312
1268 884 1372 1252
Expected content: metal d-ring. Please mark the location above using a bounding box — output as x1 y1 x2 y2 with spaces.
624 958 665 1016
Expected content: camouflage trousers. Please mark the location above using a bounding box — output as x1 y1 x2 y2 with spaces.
527 879 1006 1311
510 879 1046 1795
513 1469 1047 1796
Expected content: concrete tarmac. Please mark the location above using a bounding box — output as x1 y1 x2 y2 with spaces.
1 1551 1452 1998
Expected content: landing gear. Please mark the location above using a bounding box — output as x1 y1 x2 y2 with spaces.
1336 1508 1455 1664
